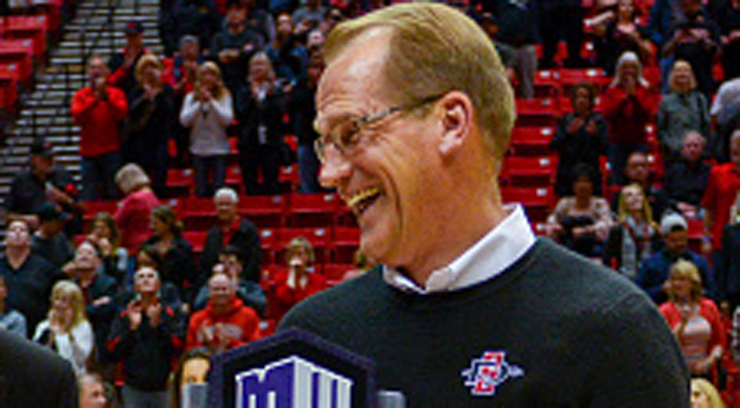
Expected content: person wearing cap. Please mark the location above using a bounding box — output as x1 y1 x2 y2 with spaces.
5 139 84 234
72 54 128 201
31 203 75 269
637 212 715 304
108 19 152 103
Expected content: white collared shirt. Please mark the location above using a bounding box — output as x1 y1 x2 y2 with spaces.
383 204 536 294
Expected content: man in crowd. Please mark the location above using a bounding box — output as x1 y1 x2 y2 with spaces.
210 6 264 90
108 267 183 408
66 241 117 362
71 55 128 200
32 203 74 269
0 220 59 334
186 273 260 353
612 150 671 219
5 139 84 236
200 187 261 284
280 3 688 405
108 20 151 102
637 213 715 304
193 245 266 316
662 131 711 220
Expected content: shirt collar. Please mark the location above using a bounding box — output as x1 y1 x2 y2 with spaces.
383 204 536 294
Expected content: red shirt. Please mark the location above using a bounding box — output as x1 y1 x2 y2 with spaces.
185 297 260 351
602 83 658 144
114 189 159 252
221 216 242 247
70 86 128 157
270 270 328 323
701 163 740 250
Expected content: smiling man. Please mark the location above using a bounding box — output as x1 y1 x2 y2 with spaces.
279 3 688 406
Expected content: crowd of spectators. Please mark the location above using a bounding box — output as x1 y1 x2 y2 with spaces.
3 0 740 405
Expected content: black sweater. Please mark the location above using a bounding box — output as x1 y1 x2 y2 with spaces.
281 238 689 407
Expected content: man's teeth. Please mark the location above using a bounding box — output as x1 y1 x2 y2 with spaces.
346 187 380 209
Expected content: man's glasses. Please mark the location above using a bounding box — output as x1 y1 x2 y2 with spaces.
313 95 443 163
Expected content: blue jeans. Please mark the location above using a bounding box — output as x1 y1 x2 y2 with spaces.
193 155 226 198
81 151 122 200
121 385 168 408
298 143 321 194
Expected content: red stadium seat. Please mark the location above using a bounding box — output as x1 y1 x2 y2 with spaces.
182 230 207 254
286 193 340 228
165 168 193 197
501 186 555 222
509 126 555 157
181 197 216 231
515 97 558 127
238 195 287 229
501 155 556 186
333 227 360 264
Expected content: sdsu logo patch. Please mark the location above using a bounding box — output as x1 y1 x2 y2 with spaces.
461 351 524 397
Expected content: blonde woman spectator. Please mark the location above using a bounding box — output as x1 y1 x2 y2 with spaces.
657 60 710 163
33 280 94 375
602 51 658 184
124 55 176 196
180 61 234 198
690 378 725 408
235 52 287 196
114 163 159 253
603 184 662 279
660 260 725 377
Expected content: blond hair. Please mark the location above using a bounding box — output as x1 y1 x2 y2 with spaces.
115 163 150 195
668 260 703 302
134 54 163 84
668 59 697 93
195 61 228 101
617 183 655 225
50 280 87 328
691 378 726 408
285 236 315 266
323 3 515 159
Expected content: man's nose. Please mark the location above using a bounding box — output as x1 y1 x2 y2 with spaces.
318 148 352 189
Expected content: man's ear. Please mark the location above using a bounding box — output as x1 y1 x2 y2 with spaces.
438 91 473 157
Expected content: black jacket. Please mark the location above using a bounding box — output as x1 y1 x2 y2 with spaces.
200 218 262 284
0 330 77 408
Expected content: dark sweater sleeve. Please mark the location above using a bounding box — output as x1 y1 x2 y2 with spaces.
582 292 689 406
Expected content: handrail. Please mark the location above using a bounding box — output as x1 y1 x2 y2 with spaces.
0 0 122 168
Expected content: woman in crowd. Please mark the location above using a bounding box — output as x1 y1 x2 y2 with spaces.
546 164 613 258
268 236 327 323
180 61 234 198
690 378 726 408
78 372 112 408
87 212 129 285
657 60 710 164
549 81 610 197
114 163 160 254
33 280 94 375
602 50 658 184
235 51 288 196
124 55 176 197
169 347 212 408
603 183 662 279
660 260 725 378
592 0 653 75
143 205 197 302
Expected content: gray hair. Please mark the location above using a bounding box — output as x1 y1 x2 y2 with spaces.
214 187 238 203
115 163 150 195
179 35 199 49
